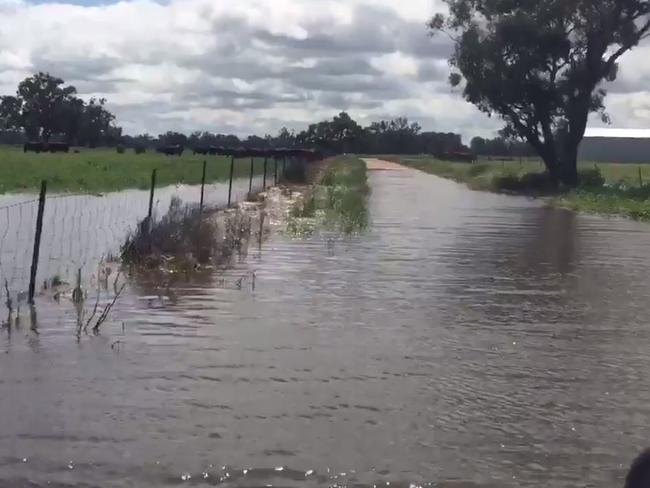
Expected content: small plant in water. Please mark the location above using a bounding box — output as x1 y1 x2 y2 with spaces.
51 274 64 287
122 197 255 274
287 157 369 236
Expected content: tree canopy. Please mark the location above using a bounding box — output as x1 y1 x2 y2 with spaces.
430 0 650 185
0 72 120 146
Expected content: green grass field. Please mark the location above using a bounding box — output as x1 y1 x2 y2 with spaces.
0 145 269 194
385 155 650 221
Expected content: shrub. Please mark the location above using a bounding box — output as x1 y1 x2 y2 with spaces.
578 167 605 188
116 145 126 154
519 172 557 192
468 163 490 177
121 198 254 271
492 174 522 192
493 172 557 193
134 146 146 155
121 197 220 268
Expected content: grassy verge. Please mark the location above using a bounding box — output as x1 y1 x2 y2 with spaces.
0 145 267 194
288 156 370 235
386 155 650 221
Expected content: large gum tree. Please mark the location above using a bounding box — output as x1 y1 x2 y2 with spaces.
429 0 650 186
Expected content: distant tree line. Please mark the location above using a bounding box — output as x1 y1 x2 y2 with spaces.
0 72 121 146
470 135 537 159
0 72 532 158
123 112 468 156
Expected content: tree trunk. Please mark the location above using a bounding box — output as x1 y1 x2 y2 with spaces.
560 157 578 186
559 134 581 187
537 147 561 186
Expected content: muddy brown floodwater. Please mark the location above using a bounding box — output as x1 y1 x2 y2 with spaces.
2 160 650 487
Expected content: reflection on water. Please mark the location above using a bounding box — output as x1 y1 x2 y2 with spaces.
2 165 650 487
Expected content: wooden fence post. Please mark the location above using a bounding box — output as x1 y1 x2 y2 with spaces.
200 160 207 213
148 169 157 220
274 157 278 185
227 156 235 208
639 166 644 187
249 157 254 194
28 180 47 304
263 157 268 189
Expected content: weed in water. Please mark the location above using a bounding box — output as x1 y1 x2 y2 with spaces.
287 156 370 236
122 197 256 273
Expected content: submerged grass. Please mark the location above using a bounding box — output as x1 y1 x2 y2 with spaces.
288 156 370 235
121 197 254 272
387 155 650 222
554 184 650 221
0 145 267 194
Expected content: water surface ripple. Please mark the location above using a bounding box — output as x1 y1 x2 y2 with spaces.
2 166 650 487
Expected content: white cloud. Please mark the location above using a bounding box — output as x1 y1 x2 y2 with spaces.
0 0 648 142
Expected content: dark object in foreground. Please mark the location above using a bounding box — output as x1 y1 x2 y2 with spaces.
626 449 650 488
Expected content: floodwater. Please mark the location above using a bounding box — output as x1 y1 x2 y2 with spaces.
0 175 266 303
2 161 650 487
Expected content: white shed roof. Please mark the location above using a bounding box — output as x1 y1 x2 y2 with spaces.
584 128 650 139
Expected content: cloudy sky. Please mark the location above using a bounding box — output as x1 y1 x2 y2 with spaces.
1 0 649 141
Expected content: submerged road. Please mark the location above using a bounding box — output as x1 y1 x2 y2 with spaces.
2 159 650 487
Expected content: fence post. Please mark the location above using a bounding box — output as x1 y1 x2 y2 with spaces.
200 160 207 213
28 180 47 304
148 169 157 220
249 157 254 194
263 157 268 190
227 155 235 208
274 157 278 185
639 166 644 187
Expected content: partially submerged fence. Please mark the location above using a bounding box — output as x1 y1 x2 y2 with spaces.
0 153 311 316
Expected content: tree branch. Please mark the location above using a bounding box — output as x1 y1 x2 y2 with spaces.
604 19 650 68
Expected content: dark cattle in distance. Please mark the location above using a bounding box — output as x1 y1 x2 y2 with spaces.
47 142 70 153
193 146 210 155
196 146 324 161
24 141 45 153
156 145 184 156
435 151 476 164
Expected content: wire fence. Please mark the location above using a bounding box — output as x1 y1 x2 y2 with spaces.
0 155 294 316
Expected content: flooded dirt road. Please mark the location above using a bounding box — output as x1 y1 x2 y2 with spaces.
2 161 650 487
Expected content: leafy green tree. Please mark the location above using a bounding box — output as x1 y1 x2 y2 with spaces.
58 97 85 145
0 96 22 129
430 0 650 185
17 72 78 141
0 73 120 145
157 131 188 147
79 98 115 147
470 137 486 155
